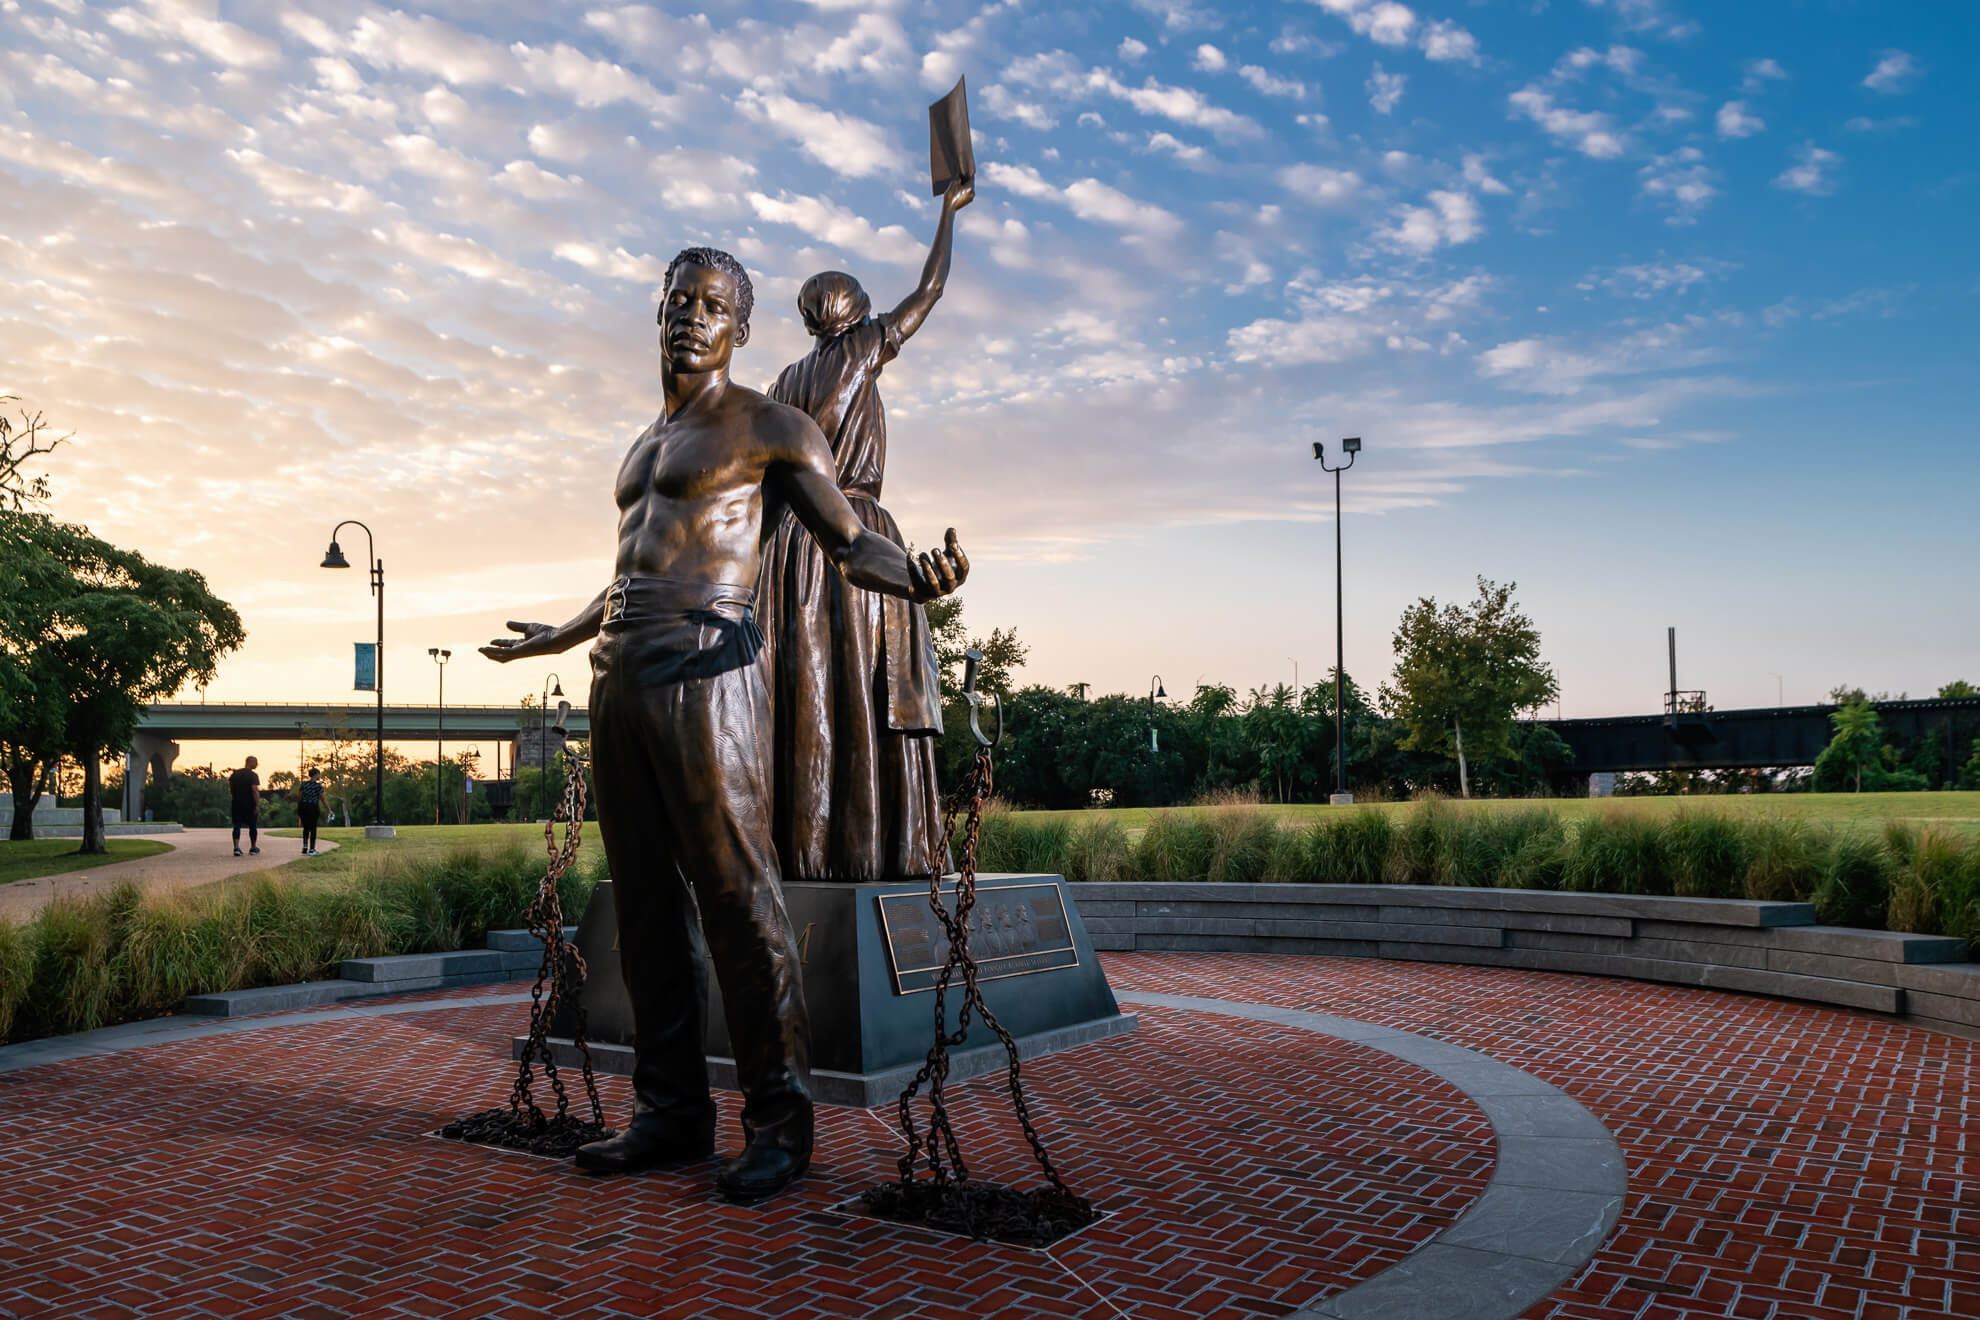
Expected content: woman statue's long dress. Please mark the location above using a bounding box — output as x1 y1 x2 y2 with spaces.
759 179 973 882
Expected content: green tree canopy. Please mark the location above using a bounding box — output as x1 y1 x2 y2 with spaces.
1814 698 1884 793
1380 577 1558 797
3 510 244 850
925 595 1028 699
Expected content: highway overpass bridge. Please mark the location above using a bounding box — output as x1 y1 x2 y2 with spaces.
125 702 591 820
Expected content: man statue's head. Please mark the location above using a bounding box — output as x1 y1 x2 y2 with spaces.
660 247 754 374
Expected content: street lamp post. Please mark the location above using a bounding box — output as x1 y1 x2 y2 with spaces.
1148 674 1167 753
429 648 451 825
1312 437 1362 805
538 673 564 821
321 522 388 831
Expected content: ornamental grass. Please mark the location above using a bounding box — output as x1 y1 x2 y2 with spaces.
0 843 596 1045
975 799 1980 954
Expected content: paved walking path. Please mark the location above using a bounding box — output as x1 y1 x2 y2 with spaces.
0 828 337 920
0 952 1971 1319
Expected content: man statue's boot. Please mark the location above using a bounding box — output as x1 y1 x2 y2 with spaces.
714 1099 812 1202
576 1107 716 1175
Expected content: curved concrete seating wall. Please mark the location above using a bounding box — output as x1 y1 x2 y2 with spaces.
1072 882 1980 1035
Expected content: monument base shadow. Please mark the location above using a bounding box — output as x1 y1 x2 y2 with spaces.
529 874 1136 1109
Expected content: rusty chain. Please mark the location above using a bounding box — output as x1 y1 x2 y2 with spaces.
439 746 613 1157
863 742 1096 1245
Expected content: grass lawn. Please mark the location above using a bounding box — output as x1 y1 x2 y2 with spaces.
0 838 175 886
1010 791 1980 840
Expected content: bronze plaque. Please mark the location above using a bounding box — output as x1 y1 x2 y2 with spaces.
878 882 1077 994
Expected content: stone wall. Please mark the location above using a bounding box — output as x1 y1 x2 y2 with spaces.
1071 881 1980 1035
0 795 123 830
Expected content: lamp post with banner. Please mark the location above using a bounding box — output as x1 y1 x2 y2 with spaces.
321 522 388 830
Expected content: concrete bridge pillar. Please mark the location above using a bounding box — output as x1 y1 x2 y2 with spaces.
124 734 180 822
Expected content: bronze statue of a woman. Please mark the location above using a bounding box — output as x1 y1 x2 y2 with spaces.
758 176 974 882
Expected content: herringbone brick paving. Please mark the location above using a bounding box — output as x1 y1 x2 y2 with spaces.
2 952 1972 1318
1107 954 1979 1320
0 980 1490 1320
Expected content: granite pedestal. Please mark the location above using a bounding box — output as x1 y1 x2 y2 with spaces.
531 873 1136 1107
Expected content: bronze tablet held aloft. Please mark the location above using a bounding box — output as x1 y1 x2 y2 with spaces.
928 76 974 197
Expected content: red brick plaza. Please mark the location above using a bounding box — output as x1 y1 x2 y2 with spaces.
1 953 1973 1320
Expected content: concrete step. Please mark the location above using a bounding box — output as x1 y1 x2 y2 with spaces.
182 929 579 1017
485 926 578 952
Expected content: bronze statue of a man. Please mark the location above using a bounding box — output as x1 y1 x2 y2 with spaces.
481 246 968 1202
758 176 974 884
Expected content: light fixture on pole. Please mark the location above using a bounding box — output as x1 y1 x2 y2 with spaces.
538 672 564 821
322 521 389 833
1148 675 1167 753
1312 436 1362 805
429 648 451 825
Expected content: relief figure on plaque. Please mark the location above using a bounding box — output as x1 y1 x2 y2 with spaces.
757 175 975 883
481 247 968 1202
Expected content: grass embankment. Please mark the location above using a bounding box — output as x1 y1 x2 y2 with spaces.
978 798 1980 953
0 839 175 886
0 841 599 1047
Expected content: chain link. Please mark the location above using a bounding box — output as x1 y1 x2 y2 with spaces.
439 749 613 1157
868 744 1096 1244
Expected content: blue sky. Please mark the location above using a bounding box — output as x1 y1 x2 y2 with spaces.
3 0 1975 732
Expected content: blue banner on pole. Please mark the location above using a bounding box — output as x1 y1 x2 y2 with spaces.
354 643 377 691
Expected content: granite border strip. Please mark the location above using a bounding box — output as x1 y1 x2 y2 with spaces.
1118 991 1627 1320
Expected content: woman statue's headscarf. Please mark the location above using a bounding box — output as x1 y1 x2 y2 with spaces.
797 271 871 340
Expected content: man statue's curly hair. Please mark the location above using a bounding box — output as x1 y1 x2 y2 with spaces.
661 246 754 331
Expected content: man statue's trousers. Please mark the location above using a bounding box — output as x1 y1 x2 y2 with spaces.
587 576 813 1156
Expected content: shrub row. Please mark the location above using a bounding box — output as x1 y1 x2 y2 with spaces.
0 844 597 1046
976 801 1980 951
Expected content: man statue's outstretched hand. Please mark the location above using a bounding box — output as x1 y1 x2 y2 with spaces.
944 176 975 213
480 621 557 663
912 529 969 601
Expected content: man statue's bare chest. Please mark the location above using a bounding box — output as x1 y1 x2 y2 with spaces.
617 418 762 510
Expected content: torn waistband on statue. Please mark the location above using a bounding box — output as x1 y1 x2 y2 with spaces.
594 576 764 688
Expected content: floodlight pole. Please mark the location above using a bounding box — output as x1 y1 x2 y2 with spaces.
1313 438 1361 804
322 520 385 826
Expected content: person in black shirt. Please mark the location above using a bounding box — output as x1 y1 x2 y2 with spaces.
297 767 325 856
229 757 261 856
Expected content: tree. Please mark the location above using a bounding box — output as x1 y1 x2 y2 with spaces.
6 512 243 852
1381 578 1558 797
1939 680 1979 699
0 403 72 838
925 595 1027 699
1240 683 1314 804
0 396 68 512
1815 698 1882 793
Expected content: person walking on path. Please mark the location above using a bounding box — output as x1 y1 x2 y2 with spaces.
297 767 325 856
229 757 261 856
758 175 973 884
